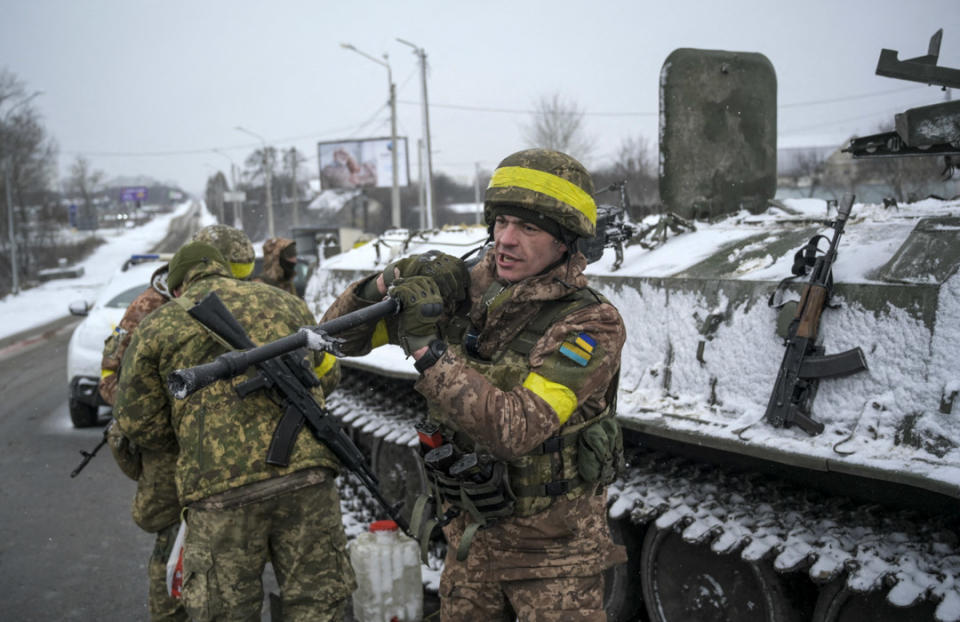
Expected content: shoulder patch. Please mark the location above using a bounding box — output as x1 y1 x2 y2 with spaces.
559 332 595 367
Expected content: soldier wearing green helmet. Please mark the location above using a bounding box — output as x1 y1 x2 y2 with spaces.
321 148 627 620
191 224 256 280
114 239 351 621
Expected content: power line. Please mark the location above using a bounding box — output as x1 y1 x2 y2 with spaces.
62 86 935 160
400 85 930 117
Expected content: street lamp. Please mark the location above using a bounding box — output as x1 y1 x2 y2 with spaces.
213 149 243 230
234 125 274 237
397 38 434 229
341 42 401 229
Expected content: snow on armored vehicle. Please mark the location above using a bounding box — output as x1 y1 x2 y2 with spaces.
306 35 960 622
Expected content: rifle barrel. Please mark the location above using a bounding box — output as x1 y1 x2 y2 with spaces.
168 298 399 397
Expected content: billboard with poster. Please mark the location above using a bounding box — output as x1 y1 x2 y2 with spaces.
317 137 410 190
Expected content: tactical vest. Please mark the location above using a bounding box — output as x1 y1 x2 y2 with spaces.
412 284 622 560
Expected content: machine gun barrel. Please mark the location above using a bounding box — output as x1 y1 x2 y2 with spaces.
168 298 398 399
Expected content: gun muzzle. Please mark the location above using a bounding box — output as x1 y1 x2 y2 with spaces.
168 350 251 399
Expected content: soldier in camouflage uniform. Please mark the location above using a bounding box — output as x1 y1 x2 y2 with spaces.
321 148 627 620
254 236 299 296
114 241 352 622
191 223 257 281
100 225 267 622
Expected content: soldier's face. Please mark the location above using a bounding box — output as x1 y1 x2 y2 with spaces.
493 214 567 282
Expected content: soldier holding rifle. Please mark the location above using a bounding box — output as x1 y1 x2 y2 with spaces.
114 241 352 622
322 149 627 621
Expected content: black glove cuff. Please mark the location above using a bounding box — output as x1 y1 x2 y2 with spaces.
414 339 448 374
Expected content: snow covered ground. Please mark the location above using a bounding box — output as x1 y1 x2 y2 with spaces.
0 200 213 342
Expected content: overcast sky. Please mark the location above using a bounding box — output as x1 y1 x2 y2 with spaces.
1 0 958 195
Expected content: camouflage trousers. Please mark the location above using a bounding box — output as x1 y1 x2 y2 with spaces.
148 521 188 622
439 571 605 621
180 479 356 622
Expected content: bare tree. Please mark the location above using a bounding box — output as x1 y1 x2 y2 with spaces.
522 92 595 163
1 69 57 233
785 148 827 198
205 171 229 222
613 135 658 204
65 155 105 229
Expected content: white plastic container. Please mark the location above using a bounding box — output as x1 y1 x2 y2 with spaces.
349 519 423 622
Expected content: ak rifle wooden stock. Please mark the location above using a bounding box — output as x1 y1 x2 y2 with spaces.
763 194 868 436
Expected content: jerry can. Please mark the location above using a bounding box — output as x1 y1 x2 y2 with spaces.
349 519 423 622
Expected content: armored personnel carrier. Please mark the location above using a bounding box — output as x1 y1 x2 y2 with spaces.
306 33 960 622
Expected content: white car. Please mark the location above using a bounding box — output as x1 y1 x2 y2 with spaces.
66 255 170 427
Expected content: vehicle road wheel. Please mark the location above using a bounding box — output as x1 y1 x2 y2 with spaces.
641 522 804 622
69 399 98 428
370 437 429 527
604 516 645 622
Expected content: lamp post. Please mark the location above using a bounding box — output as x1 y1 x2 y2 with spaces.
397 38 434 229
213 149 243 230
340 42 401 229
234 125 274 237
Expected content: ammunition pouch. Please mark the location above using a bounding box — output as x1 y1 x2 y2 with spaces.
414 459 515 562
576 412 624 486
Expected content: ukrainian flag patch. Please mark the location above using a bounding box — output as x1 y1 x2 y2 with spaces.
559 332 596 367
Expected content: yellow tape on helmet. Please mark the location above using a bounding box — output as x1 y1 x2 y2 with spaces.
489 166 597 226
231 261 255 279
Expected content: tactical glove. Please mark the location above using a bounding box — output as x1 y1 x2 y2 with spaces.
383 250 470 313
390 276 444 355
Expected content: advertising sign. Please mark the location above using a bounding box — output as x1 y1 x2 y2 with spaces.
317 137 410 190
120 186 149 202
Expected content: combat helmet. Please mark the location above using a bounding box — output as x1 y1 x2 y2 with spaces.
484 148 597 241
192 224 255 279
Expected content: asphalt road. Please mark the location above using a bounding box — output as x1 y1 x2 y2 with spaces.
0 317 152 621
0 207 440 620
0 205 218 621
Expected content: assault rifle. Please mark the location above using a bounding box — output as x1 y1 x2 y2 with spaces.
166 292 409 534
70 423 110 477
763 194 868 435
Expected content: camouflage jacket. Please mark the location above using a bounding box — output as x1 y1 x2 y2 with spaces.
254 237 297 296
114 260 341 506
322 251 627 580
99 278 169 406
97 277 181 532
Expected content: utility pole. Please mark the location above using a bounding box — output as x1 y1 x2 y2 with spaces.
289 148 300 229
474 162 483 225
341 43 401 229
417 138 426 229
5 159 18 294
397 38 434 228
235 126 274 237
